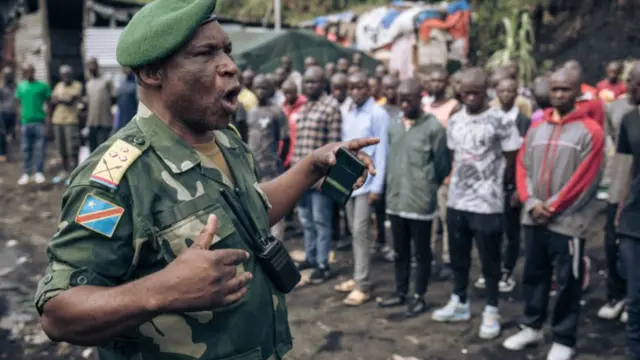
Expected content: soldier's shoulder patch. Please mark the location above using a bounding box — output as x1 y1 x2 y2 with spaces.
75 193 125 238
90 139 143 190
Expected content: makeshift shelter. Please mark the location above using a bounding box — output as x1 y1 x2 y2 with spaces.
229 29 380 73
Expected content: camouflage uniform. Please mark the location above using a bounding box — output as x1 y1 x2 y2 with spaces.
35 103 293 360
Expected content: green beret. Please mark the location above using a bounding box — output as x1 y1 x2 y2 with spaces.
116 0 218 68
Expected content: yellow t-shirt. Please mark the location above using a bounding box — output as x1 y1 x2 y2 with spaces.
51 81 83 125
192 140 235 186
238 88 258 111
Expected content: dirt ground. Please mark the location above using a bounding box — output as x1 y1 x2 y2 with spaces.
0 148 631 360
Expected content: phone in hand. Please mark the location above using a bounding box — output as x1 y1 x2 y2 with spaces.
321 147 366 206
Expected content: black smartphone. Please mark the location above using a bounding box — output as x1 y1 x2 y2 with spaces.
321 147 366 206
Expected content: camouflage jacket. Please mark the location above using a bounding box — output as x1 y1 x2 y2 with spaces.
34 103 293 360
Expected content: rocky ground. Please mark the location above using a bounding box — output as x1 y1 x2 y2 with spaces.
0 147 631 360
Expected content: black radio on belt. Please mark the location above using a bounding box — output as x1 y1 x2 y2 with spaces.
255 235 301 293
219 189 301 293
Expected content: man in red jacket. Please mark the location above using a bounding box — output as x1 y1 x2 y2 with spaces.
503 67 604 360
280 80 307 169
597 61 627 103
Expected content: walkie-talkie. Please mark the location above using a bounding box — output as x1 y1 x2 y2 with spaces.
255 235 301 293
219 189 301 293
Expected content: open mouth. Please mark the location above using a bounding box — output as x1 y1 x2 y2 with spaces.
221 85 241 112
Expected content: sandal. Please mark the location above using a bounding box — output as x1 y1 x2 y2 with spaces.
334 279 356 293
343 289 371 306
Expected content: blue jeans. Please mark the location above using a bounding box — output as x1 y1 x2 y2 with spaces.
619 236 640 358
21 122 46 175
297 190 334 267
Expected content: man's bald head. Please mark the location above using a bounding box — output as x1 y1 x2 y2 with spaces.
533 75 550 108
331 72 348 87
281 79 297 93
348 71 368 84
304 56 317 69
397 78 422 96
397 79 423 119
564 60 582 73
490 67 511 88
347 65 361 76
241 68 255 88
381 74 400 104
348 72 370 106
460 67 488 88
303 65 325 100
330 72 348 103
459 67 488 112
607 60 623 82
550 68 580 89
281 79 299 105
549 68 580 113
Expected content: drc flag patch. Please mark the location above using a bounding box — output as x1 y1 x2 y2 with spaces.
75 194 125 238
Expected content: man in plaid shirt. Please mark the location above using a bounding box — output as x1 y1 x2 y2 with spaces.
293 65 343 284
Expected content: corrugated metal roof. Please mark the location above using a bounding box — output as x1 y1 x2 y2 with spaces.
14 11 48 83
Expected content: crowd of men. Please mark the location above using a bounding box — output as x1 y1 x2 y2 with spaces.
2 49 640 360
230 54 640 360
0 58 137 185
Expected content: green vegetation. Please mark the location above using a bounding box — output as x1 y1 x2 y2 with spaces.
486 11 536 85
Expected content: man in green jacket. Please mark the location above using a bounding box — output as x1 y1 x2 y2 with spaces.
376 79 451 317
33 1 378 359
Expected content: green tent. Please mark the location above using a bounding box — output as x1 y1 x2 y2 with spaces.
228 29 381 74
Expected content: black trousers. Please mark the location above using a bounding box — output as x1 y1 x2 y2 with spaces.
503 190 522 274
389 215 432 296
522 226 584 348
448 208 503 306
604 203 626 301
88 126 112 152
374 190 386 246
619 235 640 357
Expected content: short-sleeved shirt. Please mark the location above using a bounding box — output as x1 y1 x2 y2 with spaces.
616 109 640 239
447 106 522 214
51 81 83 125
247 104 289 180
86 75 113 127
15 80 51 124
292 94 342 164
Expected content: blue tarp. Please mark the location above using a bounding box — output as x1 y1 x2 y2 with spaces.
414 9 441 26
447 0 470 14
314 11 355 27
381 9 401 28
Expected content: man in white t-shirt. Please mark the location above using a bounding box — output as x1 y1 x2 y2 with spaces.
432 67 521 340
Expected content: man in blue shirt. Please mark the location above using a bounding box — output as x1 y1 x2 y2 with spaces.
333 71 389 306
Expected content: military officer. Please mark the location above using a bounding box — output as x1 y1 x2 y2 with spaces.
33 0 378 359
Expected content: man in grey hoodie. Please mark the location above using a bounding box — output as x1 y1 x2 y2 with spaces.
503 68 605 360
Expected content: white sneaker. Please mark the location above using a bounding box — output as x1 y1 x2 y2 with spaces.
479 305 501 339
499 273 516 293
597 299 626 320
17 174 30 185
474 276 486 289
621 309 629 323
546 342 574 360
34 172 46 184
432 294 471 322
503 326 544 351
